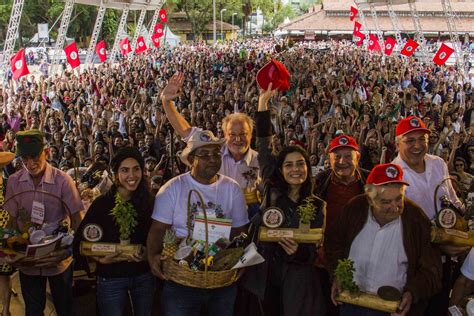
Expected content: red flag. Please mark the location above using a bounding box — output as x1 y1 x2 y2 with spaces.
64 42 80 69
10 49 30 80
384 37 396 56
368 34 381 51
154 23 164 37
95 40 107 63
135 36 147 53
151 33 161 48
353 21 362 34
400 39 419 57
433 43 454 66
120 38 132 55
350 6 358 21
159 9 168 23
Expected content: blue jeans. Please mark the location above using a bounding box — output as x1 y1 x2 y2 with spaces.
340 304 390 316
19 264 73 316
161 281 237 316
97 272 156 316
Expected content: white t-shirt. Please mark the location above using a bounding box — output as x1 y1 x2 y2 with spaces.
152 172 249 238
461 248 474 281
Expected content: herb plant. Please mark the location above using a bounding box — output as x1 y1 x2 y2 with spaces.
110 192 138 241
297 197 316 224
334 258 360 294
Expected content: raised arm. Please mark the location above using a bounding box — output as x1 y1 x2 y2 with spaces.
160 72 192 139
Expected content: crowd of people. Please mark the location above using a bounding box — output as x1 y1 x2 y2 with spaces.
0 37 473 316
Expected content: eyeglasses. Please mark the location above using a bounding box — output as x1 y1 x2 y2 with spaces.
401 137 428 146
19 155 41 164
193 152 222 159
228 132 249 140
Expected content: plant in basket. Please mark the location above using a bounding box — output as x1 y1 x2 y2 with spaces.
110 192 138 244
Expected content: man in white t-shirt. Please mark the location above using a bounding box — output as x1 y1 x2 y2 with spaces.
450 248 474 308
147 129 249 316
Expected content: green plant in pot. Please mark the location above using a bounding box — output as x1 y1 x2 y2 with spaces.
334 258 360 294
297 197 316 233
110 192 138 245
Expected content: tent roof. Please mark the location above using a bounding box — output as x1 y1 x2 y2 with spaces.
73 0 163 10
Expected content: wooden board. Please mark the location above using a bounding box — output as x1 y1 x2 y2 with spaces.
80 241 142 257
258 227 323 243
337 290 399 313
431 227 474 246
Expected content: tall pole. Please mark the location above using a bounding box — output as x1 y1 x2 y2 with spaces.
232 13 237 40
220 9 227 41
213 0 216 43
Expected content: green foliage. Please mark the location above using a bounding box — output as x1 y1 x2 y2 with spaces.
110 192 138 241
334 259 360 294
297 197 316 224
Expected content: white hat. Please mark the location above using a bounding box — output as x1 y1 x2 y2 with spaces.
179 130 225 167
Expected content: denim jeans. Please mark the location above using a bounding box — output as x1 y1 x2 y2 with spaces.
340 304 390 316
161 281 237 316
96 272 156 316
19 264 73 316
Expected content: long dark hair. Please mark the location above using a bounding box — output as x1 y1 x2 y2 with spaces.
110 146 154 214
269 145 314 202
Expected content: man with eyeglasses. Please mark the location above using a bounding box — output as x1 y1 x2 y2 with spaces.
392 116 464 316
160 73 261 219
147 129 248 315
4 129 84 316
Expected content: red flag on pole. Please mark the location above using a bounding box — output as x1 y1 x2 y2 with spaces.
151 33 161 48
400 39 419 57
350 6 358 21
135 36 147 53
353 22 365 46
10 48 30 80
384 37 396 56
120 38 132 55
159 9 168 23
95 40 107 63
154 23 164 38
368 34 381 51
353 21 362 34
432 43 454 65
64 42 80 69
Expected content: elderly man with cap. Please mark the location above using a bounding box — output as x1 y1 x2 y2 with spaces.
160 73 261 219
326 163 442 316
147 129 249 316
392 116 465 315
3 130 84 316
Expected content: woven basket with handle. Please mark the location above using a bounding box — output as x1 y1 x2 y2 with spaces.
162 189 241 289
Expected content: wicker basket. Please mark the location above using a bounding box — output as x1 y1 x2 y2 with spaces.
161 189 242 289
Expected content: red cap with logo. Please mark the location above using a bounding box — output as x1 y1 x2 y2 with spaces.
366 163 409 186
396 116 430 137
328 135 359 153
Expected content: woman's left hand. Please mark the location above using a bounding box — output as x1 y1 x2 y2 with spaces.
279 237 298 255
127 247 147 262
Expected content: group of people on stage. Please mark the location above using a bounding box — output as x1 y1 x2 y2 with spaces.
0 38 472 316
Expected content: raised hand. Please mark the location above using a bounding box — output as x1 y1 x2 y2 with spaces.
258 82 277 111
161 72 185 102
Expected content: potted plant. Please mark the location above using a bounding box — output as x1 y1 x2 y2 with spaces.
297 197 316 233
110 192 138 245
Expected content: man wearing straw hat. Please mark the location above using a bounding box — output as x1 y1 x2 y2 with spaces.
147 129 249 316
326 163 441 316
4 130 84 316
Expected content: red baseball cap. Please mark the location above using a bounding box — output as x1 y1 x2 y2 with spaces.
328 135 359 153
366 163 409 186
256 59 291 92
395 116 430 137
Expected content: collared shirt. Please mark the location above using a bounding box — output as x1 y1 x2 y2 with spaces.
5 163 84 276
392 154 461 220
349 208 408 294
183 127 260 191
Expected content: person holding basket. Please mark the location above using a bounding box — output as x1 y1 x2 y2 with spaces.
147 129 249 316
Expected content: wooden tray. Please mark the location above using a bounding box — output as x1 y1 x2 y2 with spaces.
80 241 142 257
258 227 323 243
431 227 474 246
337 290 399 313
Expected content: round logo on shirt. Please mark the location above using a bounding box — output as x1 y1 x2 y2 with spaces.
83 223 103 242
409 118 420 128
338 137 348 145
262 207 284 228
200 132 212 142
385 166 398 178
437 208 456 229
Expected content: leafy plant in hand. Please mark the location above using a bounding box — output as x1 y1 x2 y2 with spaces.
334 258 360 294
297 197 316 224
110 192 138 241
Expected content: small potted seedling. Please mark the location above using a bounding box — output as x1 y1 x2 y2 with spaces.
110 192 138 245
297 197 316 233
